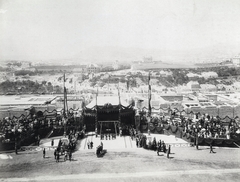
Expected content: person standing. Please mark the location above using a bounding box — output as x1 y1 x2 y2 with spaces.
87 141 90 149
162 141 166 153
210 143 215 153
51 139 54 147
167 145 171 158
43 148 46 158
56 152 60 162
196 134 199 150
54 149 57 159
158 140 162 152
90 141 93 149
157 144 161 156
69 151 72 161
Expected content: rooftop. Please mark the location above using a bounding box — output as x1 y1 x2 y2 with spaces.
0 95 57 107
86 95 130 108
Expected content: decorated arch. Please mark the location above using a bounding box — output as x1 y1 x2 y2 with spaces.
82 95 135 135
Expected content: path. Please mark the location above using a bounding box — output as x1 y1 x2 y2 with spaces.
2 168 240 182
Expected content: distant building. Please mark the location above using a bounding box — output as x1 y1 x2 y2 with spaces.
21 61 31 68
87 64 100 73
232 55 240 66
233 82 240 92
143 56 153 62
187 81 201 92
200 84 217 93
201 72 218 79
159 70 172 77
224 85 235 93
187 72 201 78
219 60 234 67
112 60 120 70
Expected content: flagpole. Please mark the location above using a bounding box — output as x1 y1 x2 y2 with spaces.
95 87 98 137
148 71 152 117
148 71 151 135
118 82 121 121
63 73 68 136
63 73 66 117
118 82 121 136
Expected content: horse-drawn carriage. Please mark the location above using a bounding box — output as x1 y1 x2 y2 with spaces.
96 145 103 157
58 137 69 154
55 137 71 161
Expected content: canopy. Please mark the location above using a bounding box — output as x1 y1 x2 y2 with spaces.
86 96 130 109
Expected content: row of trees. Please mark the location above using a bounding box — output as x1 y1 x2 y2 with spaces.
0 80 63 94
89 66 240 88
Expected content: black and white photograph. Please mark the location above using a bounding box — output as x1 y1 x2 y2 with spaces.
0 0 240 181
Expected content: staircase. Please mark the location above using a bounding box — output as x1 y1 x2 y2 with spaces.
78 132 137 150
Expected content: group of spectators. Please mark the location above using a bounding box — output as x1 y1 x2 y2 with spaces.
0 112 82 146
135 133 171 157
154 113 240 139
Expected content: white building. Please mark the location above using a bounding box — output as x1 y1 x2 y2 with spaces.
201 72 218 79
159 70 172 77
187 72 201 78
232 55 240 66
233 82 240 92
200 84 217 93
186 81 201 92
87 64 100 73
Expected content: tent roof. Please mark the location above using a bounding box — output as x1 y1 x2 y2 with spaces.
86 96 129 108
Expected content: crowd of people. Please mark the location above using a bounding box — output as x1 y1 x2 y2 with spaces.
0 113 81 145
148 113 240 139
134 134 171 158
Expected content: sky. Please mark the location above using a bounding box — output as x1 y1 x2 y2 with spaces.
0 0 240 63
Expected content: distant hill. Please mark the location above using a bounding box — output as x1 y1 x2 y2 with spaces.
74 44 239 64
2 44 238 65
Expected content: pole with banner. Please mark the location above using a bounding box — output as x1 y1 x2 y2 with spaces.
148 71 152 135
95 87 98 137
63 73 68 137
148 71 152 117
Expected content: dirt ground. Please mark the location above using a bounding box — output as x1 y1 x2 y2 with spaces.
0 143 240 182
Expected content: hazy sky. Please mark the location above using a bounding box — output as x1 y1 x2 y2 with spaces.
0 0 240 62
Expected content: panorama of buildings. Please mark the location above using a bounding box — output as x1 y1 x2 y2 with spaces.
1 55 240 119
0 55 240 152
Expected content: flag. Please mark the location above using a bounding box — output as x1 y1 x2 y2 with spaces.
148 72 151 116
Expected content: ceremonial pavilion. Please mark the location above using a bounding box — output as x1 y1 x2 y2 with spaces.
82 95 135 135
